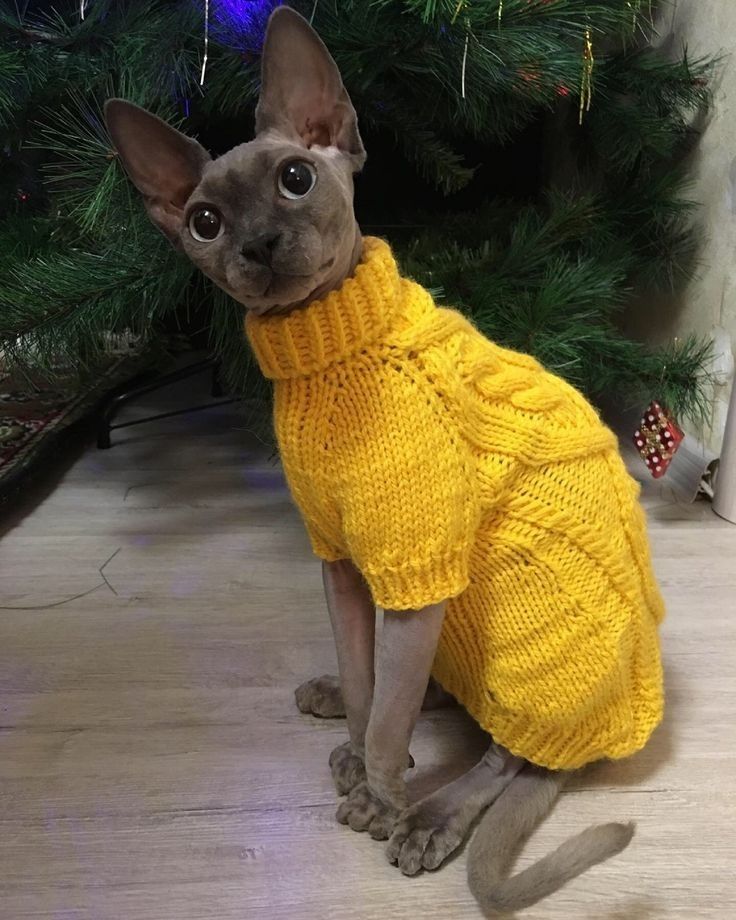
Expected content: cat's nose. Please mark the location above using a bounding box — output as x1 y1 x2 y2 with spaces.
241 233 281 267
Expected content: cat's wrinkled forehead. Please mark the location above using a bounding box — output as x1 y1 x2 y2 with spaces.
195 136 307 203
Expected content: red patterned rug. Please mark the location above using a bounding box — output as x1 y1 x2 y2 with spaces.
0 357 148 503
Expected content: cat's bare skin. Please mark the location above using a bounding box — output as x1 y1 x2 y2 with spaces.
302 674 453 798
300 560 526 876
314 559 524 872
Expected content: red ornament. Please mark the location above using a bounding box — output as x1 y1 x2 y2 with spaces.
633 401 684 479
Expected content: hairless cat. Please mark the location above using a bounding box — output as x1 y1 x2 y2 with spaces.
105 7 664 913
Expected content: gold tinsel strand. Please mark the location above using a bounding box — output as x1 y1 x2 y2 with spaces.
579 27 594 124
628 0 645 32
626 0 640 31
626 0 653 33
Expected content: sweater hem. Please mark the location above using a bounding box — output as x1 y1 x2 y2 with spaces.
366 556 470 611
434 668 664 771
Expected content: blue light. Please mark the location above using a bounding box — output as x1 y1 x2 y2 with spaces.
211 0 281 52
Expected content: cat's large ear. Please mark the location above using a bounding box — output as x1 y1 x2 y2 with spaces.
255 7 365 172
104 100 211 245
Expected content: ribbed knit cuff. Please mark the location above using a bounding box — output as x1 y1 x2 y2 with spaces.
363 552 470 611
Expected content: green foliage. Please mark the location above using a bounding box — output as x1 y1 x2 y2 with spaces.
398 191 710 420
0 46 23 127
0 0 717 426
0 206 189 375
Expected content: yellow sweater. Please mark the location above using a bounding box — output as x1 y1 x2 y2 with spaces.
246 237 665 771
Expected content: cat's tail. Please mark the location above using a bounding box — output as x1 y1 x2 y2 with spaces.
467 764 635 915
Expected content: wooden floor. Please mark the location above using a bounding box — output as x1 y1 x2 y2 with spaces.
1 374 735 920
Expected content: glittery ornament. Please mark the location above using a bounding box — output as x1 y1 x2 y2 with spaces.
633 401 684 479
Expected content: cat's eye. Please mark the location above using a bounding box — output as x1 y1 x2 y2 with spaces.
188 207 223 242
278 160 316 199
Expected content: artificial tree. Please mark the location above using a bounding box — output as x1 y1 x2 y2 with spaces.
0 0 715 422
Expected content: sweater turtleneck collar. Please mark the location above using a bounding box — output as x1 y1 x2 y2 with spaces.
245 236 407 380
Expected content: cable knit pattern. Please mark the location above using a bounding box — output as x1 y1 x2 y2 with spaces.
246 237 665 770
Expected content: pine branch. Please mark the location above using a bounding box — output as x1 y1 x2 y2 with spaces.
0 47 24 127
590 48 714 173
0 0 716 427
0 220 193 374
373 0 652 33
395 189 710 422
360 99 475 193
29 85 182 235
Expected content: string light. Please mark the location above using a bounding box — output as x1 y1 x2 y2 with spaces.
211 0 276 51
200 0 210 86
461 27 469 99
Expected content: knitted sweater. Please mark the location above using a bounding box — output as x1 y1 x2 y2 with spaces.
246 237 665 771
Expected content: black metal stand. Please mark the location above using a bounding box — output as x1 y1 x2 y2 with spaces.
97 357 238 449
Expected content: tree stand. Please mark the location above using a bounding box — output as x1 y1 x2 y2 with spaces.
96 358 239 449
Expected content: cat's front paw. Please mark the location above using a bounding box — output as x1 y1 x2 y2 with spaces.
335 781 400 840
329 741 366 796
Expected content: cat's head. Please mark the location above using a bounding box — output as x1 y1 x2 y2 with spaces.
105 6 365 315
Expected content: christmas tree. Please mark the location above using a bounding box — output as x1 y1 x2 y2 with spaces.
0 0 714 422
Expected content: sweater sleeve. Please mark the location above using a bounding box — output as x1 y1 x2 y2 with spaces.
337 363 480 611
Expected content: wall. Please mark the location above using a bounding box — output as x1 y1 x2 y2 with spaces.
630 0 736 452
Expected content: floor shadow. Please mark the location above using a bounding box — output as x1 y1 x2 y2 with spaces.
0 419 93 539
598 900 664 920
